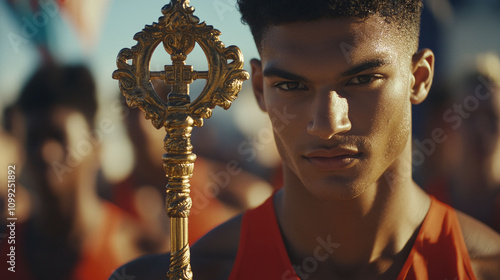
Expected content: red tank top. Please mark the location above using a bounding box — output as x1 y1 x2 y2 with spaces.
229 195 477 280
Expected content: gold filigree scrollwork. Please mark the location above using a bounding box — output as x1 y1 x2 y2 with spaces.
112 0 249 279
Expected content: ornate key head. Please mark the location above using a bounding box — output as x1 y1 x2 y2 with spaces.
113 0 249 129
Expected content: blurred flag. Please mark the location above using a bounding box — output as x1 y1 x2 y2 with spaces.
3 0 111 60
58 0 111 50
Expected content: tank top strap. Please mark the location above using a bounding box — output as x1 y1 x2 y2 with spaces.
397 196 477 280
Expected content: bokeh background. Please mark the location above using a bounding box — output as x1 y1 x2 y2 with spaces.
0 0 499 279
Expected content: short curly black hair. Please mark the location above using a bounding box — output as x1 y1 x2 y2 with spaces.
237 0 423 52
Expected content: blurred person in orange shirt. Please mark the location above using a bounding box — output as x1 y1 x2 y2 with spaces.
427 53 500 232
0 63 143 280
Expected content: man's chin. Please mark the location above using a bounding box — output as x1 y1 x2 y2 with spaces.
303 179 368 202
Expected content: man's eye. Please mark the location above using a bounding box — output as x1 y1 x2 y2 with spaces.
273 81 308 91
347 75 375 85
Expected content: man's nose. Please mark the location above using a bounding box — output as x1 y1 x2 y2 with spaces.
307 90 351 139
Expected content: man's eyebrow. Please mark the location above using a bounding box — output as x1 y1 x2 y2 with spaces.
262 59 391 81
263 67 308 81
340 59 391 78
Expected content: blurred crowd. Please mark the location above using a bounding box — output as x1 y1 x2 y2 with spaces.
0 0 499 279
0 63 276 280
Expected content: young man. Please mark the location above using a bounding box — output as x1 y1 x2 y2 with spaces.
116 0 500 279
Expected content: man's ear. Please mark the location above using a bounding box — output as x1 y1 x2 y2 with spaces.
250 58 267 112
410 49 435 104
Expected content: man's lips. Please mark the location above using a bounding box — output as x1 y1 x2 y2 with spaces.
303 148 361 170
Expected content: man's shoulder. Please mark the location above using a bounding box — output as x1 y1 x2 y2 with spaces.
456 210 500 279
109 213 243 280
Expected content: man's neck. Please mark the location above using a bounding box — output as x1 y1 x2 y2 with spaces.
274 162 430 277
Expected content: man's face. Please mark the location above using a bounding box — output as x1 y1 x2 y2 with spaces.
252 16 421 200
